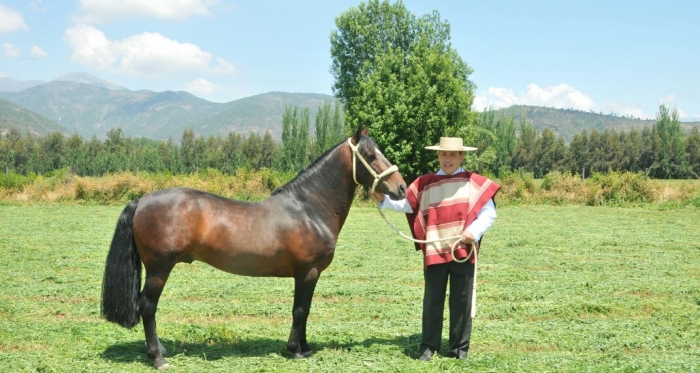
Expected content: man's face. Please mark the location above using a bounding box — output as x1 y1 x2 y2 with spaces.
437 151 465 175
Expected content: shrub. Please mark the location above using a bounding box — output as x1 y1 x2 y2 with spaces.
586 172 656 206
1 168 697 206
0 172 36 191
496 171 536 205
74 173 154 204
540 171 588 204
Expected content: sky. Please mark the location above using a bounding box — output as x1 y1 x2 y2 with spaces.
0 0 698 120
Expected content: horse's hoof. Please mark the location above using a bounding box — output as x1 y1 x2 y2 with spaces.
293 350 313 359
154 358 170 370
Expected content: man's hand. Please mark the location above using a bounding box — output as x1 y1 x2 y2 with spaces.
369 191 385 203
461 230 476 244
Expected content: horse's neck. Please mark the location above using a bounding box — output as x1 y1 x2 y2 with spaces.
280 148 357 225
302 150 356 209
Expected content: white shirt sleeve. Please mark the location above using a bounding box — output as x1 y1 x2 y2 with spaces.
379 195 497 241
465 199 497 242
377 195 413 213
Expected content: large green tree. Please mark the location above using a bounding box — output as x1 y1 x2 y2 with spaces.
330 0 475 179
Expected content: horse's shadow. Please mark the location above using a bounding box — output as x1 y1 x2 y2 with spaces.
102 333 424 365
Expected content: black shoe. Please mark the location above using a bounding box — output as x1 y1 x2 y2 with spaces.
448 350 468 359
418 348 435 361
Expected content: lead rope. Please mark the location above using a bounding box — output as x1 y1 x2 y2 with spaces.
348 136 479 316
375 206 479 317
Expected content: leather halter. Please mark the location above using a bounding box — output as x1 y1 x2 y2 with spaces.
347 138 399 193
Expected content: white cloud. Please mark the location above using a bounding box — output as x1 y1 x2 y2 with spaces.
64 24 116 69
77 0 215 22
3 43 21 58
0 4 28 33
474 83 595 111
30 1 50 12
30 45 48 58
212 57 235 74
64 24 234 76
661 93 676 103
184 78 216 95
474 83 666 120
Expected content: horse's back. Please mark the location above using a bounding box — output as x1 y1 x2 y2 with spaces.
131 188 305 276
132 188 248 259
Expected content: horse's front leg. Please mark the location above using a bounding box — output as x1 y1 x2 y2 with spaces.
287 268 320 358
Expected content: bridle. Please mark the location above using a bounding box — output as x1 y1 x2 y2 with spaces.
347 138 398 193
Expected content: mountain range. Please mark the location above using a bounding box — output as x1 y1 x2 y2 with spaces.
1 73 698 141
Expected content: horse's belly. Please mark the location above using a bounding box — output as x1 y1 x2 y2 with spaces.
193 247 296 277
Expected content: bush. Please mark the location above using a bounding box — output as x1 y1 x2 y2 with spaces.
586 172 656 206
0 168 697 207
74 173 154 203
0 172 36 191
540 171 588 205
496 171 536 205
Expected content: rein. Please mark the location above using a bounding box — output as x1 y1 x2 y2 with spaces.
372 173 481 318
347 136 480 316
375 207 477 264
347 138 399 193
377 207 479 317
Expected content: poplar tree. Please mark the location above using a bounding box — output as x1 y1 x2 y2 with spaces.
280 105 310 172
654 104 688 178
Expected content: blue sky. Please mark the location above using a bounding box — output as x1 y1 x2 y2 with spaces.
1 0 698 120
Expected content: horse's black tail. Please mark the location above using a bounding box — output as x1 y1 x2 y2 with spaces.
101 199 142 328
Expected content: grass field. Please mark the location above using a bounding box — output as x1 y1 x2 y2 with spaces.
0 204 698 372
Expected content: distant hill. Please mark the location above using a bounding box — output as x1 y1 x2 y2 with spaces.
0 81 227 139
2 73 699 142
196 92 339 138
52 72 128 91
0 98 69 137
494 105 700 141
0 77 45 92
0 75 336 140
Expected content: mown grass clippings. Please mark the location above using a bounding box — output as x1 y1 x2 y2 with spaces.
0 205 698 372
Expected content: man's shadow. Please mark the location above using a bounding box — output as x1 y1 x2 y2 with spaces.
102 333 424 366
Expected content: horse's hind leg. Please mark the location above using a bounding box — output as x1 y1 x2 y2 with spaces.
287 269 320 358
140 268 173 370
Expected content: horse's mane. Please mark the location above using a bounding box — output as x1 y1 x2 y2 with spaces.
272 135 375 196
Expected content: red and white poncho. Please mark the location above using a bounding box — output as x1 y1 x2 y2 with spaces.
405 171 500 267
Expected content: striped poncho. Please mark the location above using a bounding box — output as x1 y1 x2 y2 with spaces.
405 171 500 267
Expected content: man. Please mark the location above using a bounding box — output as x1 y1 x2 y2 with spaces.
371 137 500 361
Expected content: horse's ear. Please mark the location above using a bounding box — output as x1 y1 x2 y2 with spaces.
352 124 365 144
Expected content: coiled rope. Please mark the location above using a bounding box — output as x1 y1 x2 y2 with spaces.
376 206 480 318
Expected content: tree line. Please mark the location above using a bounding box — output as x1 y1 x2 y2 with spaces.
1 101 698 180
0 101 345 178
473 104 699 180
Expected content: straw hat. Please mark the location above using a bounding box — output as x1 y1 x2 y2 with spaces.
424 137 477 151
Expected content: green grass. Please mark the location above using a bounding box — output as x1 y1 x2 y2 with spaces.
0 205 698 372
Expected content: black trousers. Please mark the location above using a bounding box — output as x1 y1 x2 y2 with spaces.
420 260 475 355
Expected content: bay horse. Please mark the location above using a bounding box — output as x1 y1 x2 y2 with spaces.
101 127 407 369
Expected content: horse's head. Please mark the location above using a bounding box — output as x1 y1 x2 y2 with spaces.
348 126 407 200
